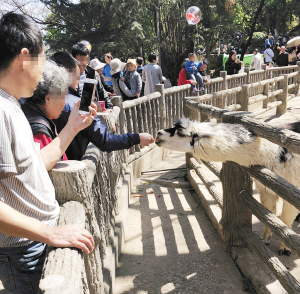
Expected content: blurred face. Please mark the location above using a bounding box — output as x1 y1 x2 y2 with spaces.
126 63 135 72
105 55 112 64
96 68 103 75
231 53 237 60
199 64 207 71
43 88 68 120
189 55 196 63
69 64 80 90
19 49 46 97
75 55 89 74
280 46 286 53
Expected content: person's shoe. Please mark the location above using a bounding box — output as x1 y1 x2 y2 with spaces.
193 88 199 93
200 87 205 92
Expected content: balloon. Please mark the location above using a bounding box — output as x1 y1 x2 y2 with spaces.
186 6 201 25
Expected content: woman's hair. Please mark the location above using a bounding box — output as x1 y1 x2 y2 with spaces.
50 51 77 72
148 52 157 63
27 60 70 105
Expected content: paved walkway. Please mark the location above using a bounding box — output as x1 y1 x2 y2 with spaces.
115 151 250 294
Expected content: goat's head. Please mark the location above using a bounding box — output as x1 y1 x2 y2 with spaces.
155 118 215 153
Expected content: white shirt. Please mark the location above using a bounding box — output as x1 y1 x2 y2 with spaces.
0 89 60 247
264 48 274 63
251 53 262 70
142 63 163 96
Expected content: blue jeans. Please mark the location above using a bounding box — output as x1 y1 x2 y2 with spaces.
0 242 47 294
187 72 204 89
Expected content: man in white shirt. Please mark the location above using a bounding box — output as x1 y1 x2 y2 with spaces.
0 12 96 293
251 48 263 70
264 44 274 65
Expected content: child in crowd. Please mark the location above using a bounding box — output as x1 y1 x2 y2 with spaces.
185 53 205 92
121 59 142 98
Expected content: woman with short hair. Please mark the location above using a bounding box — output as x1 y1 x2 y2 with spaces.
22 60 96 166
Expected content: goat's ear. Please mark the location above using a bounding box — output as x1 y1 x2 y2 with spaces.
190 132 214 146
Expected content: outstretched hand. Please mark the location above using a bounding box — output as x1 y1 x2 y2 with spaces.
47 224 94 254
68 101 97 134
139 133 155 146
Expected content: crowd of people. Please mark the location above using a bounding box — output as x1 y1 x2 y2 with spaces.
0 12 158 293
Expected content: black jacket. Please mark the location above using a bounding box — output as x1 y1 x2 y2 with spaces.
225 59 241 75
100 75 115 94
277 52 289 67
21 102 57 139
85 66 113 109
53 103 140 161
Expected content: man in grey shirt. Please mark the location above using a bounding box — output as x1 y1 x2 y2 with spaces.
142 52 165 96
0 12 96 293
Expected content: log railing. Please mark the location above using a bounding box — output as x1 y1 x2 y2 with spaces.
184 99 300 293
38 83 192 294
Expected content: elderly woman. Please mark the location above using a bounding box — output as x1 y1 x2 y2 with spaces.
22 60 96 170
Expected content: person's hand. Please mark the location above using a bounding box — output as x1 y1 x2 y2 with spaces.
192 66 196 69
191 80 197 86
111 124 116 133
67 100 97 134
139 133 155 146
136 92 140 98
108 93 116 96
46 224 94 254
205 79 210 85
120 77 124 81
235 58 240 63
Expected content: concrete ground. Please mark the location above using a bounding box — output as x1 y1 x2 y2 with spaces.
115 152 250 294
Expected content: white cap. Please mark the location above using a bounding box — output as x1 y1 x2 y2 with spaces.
90 58 106 71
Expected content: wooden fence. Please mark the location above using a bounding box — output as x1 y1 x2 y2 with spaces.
38 64 300 293
184 76 300 292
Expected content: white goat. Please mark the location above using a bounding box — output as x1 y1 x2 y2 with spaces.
156 118 300 256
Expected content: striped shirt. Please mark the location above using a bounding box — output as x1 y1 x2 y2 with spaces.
0 89 60 247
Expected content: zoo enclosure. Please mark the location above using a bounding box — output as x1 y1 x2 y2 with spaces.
184 66 300 293
38 65 300 293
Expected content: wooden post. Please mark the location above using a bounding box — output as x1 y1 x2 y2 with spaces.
276 74 288 117
183 98 200 122
111 96 125 134
236 85 250 111
221 112 253 251
296 61 300 95
220 71 227 91
155 84 166 129
244 67 250 84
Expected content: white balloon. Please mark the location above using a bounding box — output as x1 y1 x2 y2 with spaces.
186 6 201 25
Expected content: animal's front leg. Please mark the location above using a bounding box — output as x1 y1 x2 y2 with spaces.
258 185 277 245
279 200 299 256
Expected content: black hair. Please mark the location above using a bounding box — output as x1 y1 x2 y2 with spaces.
202 59 209 65
71 42 89 58
50 51 77 71
0 12 43 71
253 48 259 53
148 52 157 63
266 44 271 49
136 57 143 65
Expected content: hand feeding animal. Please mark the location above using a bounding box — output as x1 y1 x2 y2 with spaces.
155 118 300 256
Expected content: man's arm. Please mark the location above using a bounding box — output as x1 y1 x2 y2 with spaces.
40 101 96 171
82 116 154 152
0 201 94 254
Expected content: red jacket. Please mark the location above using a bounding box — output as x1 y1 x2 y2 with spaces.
178 68 193 86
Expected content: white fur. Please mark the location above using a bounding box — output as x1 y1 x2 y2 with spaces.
156 119 300 254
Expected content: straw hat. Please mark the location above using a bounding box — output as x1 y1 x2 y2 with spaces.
110 58 126 75
125 59 137 70
90 58 106 71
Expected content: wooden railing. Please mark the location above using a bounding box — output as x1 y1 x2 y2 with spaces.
38 83 191 294
184 88 300 292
